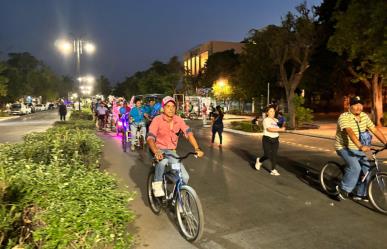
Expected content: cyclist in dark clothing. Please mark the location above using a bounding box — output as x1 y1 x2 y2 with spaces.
211 105 224 146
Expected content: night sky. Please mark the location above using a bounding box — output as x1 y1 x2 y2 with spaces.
0 0 322 83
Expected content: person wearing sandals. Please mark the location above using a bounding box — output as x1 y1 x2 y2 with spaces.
211 105 224 146
255 105 285 176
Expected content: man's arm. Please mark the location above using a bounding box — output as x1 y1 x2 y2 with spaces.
344 128 369 151
187 133 204 157
369 126 387 145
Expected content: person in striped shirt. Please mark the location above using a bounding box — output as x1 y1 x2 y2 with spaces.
335 96 387 200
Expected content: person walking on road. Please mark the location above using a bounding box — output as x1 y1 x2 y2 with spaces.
255 105 285 176
335 96 387 200
211 105 224 147
202 103 208 125
59 101 67 121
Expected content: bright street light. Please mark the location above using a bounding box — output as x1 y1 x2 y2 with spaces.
55 39 73 56
83 42 96 54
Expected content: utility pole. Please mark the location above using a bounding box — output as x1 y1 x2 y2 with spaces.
267 82 270 106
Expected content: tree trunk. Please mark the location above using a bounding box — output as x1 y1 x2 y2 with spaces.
286 90 296 129
371 74 383 127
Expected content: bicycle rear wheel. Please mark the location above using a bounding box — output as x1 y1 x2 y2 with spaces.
147 170 162 214
176 185 204 242
368 172 387 214
122 130 127 152
320 161 344 195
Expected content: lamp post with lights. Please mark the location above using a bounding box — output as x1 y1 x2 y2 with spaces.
55 37 96 110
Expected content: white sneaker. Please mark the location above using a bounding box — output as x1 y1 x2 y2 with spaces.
255 158 262 170
270 169 280 176
152 181 165 197
131 145 135 151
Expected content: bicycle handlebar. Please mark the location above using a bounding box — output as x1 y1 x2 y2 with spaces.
371 147 386 155
164 152 198 160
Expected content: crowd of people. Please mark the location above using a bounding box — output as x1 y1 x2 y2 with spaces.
59 94 386 201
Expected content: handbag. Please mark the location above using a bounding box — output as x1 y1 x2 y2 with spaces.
355 119 372 146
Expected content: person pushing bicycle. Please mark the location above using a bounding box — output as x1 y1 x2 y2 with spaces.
335 96 387 200
147 96 204 197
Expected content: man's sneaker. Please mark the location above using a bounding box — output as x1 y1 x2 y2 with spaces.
152 181 165 197
352 196 369 202
270 169 280 176
255 158 262 170
131 145 135 151
336 185 349 200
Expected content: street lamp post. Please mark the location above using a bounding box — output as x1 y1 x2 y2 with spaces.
55 37 96 110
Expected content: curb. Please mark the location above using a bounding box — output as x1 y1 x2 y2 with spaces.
223 128 263 137
285 130 335 140
0 116 19 122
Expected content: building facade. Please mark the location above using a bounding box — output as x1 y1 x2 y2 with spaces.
183 41 244 76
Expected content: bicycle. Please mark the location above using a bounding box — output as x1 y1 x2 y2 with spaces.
320 147 387 214
120 113 130 152
147 152 204 242
133 123 145 150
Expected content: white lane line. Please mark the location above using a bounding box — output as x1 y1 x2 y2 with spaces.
281 139 333 153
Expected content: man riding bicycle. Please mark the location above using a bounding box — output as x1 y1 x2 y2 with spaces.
147 96 204 197
129 98 148 151
335 96 387 200
96 102 108 131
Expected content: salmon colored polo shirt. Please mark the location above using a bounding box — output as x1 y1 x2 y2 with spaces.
148 114 192 150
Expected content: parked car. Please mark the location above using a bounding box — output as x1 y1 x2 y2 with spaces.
9 103 31 115
35 104 46 111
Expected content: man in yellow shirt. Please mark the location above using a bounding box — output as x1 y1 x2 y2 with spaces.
335 96 387 200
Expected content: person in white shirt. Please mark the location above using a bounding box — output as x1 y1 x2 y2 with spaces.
255 105 285 176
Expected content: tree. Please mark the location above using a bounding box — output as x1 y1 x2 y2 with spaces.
328 0 387 126
256 3 316 128
95 75 112 97
200 50 240 88
0 62 8 97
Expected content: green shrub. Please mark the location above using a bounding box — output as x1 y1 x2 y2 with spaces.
230 121 262 132
293 95 313 126
22 126 102 169
0 129 134 248
54 120 96 130
70 110 93 121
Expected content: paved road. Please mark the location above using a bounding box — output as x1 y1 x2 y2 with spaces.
99 120 387 249
0 110 61 143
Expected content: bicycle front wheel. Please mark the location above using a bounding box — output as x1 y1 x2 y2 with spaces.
368 172 387 214
147 170 162 214
320 161 344 195
176 185 204 242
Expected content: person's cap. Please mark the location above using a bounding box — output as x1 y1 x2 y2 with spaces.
350 96 363 106
162 96 176 107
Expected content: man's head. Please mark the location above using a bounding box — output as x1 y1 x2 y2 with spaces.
134 98 142 108
162 96 176 118
349 96 363 115
123 101 128 106
149 99 155 107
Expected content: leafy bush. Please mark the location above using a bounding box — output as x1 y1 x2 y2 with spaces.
230 121 262 132
70 110 94 121
0 122 135 248
293 95 314 127
22 126 102 169
54 120 96 130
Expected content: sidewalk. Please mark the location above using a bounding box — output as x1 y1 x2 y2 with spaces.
217 114 387 145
